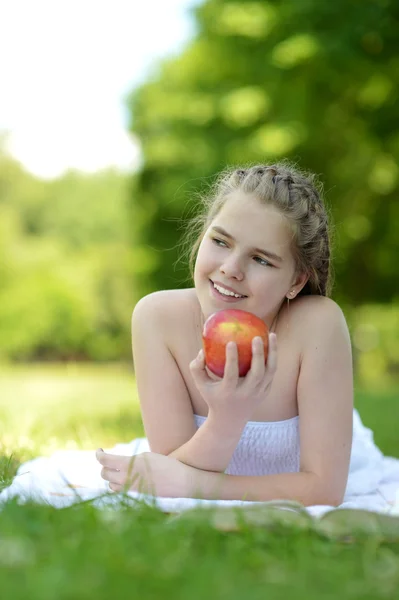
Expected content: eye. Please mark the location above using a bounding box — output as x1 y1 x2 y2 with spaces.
253 256 272 267
212 238 272 267
212 237 228 247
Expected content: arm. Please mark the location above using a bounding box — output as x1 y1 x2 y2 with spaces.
296 297 353 505
132 292 196 455
98 449 331 505
190 470 333 506
187 297 353 506
168 413 246 473
132 292 244 472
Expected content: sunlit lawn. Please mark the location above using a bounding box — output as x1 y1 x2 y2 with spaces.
0 362 398 599
0 362 144 462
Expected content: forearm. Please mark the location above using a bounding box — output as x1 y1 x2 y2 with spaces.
191 469 341 507
168 413 246 473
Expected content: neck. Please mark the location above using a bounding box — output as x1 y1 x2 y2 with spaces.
197 303 282 335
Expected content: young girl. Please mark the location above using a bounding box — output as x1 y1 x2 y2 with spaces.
95 162 399 510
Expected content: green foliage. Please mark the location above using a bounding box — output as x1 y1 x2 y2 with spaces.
350 302 399 388
128 0 399 306
1 1 399 365
0 145 137 362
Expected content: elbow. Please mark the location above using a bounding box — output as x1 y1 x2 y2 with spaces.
329 490 345 507
305 473 345 507
314 492 343 507
321 480 346 507
166 449 179 459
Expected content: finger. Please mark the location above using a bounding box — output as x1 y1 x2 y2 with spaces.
95 448 105 463
247 336 265 381
100 466 123 485
189 349 211 387
223 341 239 385
107 471 142 492
109 482 137 493
109 482 122 492
265 333 278 375
96 449 123 470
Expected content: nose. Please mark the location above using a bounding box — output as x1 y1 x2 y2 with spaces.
219 254 244 280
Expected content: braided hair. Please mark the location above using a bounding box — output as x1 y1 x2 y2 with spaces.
182 161 334 297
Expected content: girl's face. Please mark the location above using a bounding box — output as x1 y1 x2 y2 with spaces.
194 191 308 325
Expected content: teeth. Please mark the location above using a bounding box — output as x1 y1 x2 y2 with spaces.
214 283 244 298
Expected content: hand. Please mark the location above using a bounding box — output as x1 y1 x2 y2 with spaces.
189 333 277 423
95 449 201 498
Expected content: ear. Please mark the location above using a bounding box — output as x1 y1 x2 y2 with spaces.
287 271 309 299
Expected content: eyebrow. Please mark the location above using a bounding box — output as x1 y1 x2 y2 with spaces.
211 226 284 263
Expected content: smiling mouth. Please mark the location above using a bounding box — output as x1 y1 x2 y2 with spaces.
209 279 247 299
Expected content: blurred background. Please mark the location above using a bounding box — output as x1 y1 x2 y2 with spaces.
0 0 398 465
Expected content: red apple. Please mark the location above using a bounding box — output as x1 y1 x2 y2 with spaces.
202 309 269 378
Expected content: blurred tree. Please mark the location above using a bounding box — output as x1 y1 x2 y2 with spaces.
127 0 399 305
0 140 136 362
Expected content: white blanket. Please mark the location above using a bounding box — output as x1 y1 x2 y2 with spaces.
1 437 399 520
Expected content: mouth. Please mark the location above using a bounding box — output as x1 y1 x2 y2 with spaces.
209 279 247 303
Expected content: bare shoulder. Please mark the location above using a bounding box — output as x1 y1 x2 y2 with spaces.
132 287 197 333
292 294 347 319
292 294 349 323
290 295 351 353
131 288 200 455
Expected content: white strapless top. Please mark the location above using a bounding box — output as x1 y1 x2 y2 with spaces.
194 414 300 477
193 409 388 498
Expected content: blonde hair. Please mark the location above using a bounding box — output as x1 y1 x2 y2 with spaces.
178 160 334 297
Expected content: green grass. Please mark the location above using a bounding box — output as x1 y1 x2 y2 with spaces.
0 363 398 599
0 362 144 459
